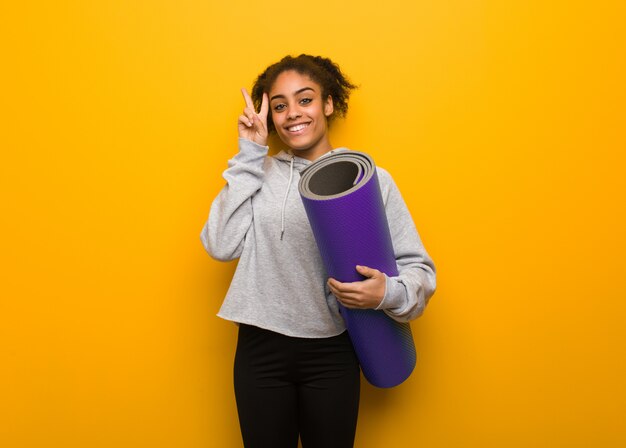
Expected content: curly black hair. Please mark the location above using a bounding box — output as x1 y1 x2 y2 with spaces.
251 54 357 133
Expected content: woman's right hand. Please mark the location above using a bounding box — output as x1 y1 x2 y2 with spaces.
238 88 269 146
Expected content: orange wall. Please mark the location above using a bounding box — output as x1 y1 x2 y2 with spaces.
2 1 625 446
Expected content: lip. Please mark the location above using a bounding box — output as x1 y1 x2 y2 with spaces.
284 122 311 134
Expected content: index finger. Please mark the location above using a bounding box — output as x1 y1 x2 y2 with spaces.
328 278 355 292
259 92 269 119
241 88 255 110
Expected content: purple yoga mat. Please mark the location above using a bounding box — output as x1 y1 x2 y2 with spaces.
298 151 416 388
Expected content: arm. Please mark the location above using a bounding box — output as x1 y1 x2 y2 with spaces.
375 173 436 321
327 170 436 322
200 138 268 260
200 89 270 261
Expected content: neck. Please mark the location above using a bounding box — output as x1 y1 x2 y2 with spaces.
292 138 333 161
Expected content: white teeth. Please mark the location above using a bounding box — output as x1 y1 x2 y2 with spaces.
288 123 308 132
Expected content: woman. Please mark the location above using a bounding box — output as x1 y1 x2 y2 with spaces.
201 54 436 448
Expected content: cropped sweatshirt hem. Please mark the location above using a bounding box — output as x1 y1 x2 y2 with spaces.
216 315 349 339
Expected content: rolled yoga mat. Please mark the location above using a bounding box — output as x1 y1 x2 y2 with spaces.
298 151 416 388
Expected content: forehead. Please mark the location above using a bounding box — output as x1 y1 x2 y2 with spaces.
269 70 321 97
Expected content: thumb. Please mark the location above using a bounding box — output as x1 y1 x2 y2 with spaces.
356 265 380 279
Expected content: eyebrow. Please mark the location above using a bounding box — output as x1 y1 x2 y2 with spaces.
270 87 316 102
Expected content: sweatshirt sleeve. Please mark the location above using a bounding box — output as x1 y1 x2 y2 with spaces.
374 169 437 322
200 138 269 261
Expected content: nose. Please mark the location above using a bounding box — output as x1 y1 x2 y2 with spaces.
287 106 302 120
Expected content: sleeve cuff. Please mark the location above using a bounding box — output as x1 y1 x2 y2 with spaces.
375 275 407 311
238 137 269 152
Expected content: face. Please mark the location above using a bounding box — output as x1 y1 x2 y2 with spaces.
268 70 334 159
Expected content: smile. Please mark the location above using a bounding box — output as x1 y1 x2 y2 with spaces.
287 123 309 133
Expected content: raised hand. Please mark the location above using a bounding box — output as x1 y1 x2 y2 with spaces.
327 265 387 309
238 88 269 146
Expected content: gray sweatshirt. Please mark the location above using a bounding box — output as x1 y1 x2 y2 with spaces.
200 138 436 338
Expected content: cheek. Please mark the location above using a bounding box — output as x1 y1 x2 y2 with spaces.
271 111 286 127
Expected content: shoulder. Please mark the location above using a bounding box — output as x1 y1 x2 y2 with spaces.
375 165 400 198
376 165 394 182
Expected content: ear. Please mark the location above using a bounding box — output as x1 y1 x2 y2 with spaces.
324 95 334 117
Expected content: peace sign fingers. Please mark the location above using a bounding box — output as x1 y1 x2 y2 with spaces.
238 88 268 146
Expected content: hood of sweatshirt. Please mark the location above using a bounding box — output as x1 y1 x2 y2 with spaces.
273 148 350 240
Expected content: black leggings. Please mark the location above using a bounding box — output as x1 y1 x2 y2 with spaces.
234 324 361 448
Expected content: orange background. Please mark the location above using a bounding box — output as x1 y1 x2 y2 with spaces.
2 1 625 446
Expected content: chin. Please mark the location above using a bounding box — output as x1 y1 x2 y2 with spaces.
280 136 313 151
289 140 313 150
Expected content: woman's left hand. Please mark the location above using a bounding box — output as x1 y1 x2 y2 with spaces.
327 265 386 309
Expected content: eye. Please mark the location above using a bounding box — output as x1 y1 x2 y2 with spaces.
273 103 286 112
300 98 312 105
